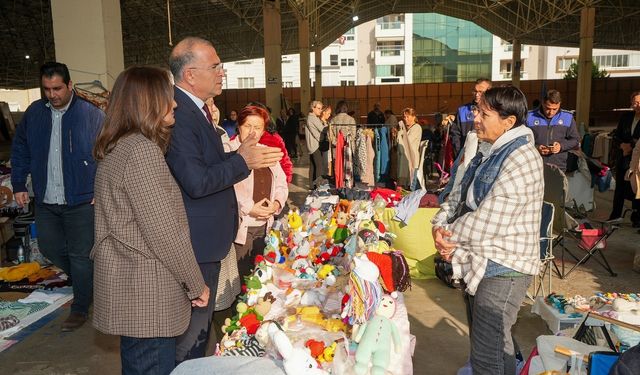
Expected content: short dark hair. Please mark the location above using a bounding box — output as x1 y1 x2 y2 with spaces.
475 78 492 86
40 62 71 85
482 85 528 127
544 89 562 104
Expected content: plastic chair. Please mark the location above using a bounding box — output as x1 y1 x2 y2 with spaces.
587 351 620 374
530 201 555 300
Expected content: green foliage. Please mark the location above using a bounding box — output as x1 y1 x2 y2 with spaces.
563 62 610 79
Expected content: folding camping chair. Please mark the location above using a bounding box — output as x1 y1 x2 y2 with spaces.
529 201 555 300
543 164 620 279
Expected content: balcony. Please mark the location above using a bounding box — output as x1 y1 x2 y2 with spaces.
374 47 405 65
375 21 405 39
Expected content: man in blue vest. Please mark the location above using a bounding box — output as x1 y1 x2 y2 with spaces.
526 89 580 172
450 78 492 158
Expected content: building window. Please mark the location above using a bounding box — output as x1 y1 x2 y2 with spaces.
381 78 400 83
282 81 293 88
346 35 355 41
330 54 339 66
341 59 348 66
377 14 404 29
340 80 355 86
376 64 404 77
377 41 404 56
341 58 355 66
238 77 254 88
594 54 630 68
557 56 578 72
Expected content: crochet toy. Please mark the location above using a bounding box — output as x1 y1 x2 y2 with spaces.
287 209 303 232
354 294 402 375
267 322 329 375
318 342 337 364
366 251 412 293
342 254 383 324
305 338 326 358
333 211 350 244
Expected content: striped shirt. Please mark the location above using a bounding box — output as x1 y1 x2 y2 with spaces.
431 129 544 295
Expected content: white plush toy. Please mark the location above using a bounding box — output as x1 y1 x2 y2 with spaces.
266 322 329 375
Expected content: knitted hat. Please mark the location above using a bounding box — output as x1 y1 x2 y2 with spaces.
366 252 394 292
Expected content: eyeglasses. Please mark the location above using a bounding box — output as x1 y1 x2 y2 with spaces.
188 63 225 74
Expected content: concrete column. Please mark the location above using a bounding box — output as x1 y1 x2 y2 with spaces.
314 46 322 101
50 0 124 89
511 39 521 88
576 7 595 131
263 0 283 117
298 16 311 113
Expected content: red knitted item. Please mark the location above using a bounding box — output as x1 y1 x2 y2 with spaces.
260 132 293 183
366 252 394 292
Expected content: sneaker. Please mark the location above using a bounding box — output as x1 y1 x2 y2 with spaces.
61 311 87 332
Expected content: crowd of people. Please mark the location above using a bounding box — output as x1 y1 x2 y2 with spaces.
8 33 640 375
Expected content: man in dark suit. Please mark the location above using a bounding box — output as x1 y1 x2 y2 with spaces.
166 36 283 363
609 91 640 226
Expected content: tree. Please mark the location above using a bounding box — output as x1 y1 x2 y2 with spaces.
563 62 609 79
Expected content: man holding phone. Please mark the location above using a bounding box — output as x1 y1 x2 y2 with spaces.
526 89 580 172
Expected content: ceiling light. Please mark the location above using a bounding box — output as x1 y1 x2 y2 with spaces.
352 15 359 22
25 55 30 59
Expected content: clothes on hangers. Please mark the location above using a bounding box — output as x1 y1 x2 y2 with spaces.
335 131 345 189
344 135 354 189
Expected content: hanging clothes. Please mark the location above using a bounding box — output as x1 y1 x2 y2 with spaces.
374 129 382 182
344 135 354 189
355 128 368 180
335 131 345 188
362 130 376 187
378 127 391 181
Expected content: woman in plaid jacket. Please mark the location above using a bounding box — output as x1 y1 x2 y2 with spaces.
92 66 209 375
432 86 544 375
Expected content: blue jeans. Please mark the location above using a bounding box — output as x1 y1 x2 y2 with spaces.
36 203 94 315
468 275 532 375
120 336 175 375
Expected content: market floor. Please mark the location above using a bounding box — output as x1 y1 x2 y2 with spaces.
1 153 638 375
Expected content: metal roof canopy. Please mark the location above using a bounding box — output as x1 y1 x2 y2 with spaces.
2 0 640 90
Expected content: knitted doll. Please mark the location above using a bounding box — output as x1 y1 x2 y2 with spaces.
354 294 402 375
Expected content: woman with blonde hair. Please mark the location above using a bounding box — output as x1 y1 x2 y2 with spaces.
92 66 209 375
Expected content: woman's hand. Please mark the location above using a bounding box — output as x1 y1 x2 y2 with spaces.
432 226 457 262
249 198 275 219
191 286 210 308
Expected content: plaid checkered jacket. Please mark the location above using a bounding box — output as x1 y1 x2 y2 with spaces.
92 134 205 337
432 131 544 295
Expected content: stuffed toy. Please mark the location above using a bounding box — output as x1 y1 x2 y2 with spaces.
354 294 402 375
333 211 350 244
342 254 383 324
254 292 276 317
305 339 326 358
612 298 640 312
318 342 337 364
267 322 329 375
287 209 303 232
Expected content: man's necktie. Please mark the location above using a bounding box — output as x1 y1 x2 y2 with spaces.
202 104 214 125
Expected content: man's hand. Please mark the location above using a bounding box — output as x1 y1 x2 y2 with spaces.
537 144 550 155
249 198 275 219
237 133 284 170
191 286 210 308
621 142 633 156
14 192 29 207
549 142 561 154
432 226 457 262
